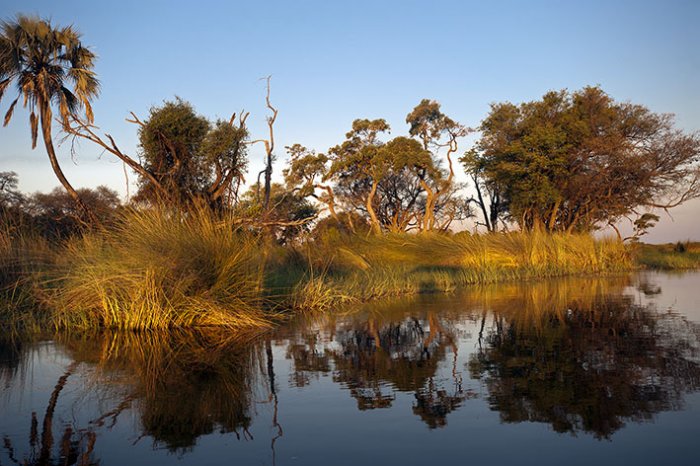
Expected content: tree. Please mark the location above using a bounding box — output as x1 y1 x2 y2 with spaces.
326 117 464 234
469 87 700 232
283 144 339 223
0 15 99 220
328 119 392 234
406 99 470 230
29 185 121 238
134 99 210 204
70 99 249 209
237 182 317 244
249 76 278 211
460 149 507 232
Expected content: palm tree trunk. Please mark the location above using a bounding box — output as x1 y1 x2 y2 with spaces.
39 102 96 224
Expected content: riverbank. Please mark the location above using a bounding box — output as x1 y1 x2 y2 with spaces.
634 242 700 270
0 207 678 333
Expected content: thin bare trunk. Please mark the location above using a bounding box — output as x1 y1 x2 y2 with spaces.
40 103 96 224
472 173 492 232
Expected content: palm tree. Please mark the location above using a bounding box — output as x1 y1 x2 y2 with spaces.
0 14 99 220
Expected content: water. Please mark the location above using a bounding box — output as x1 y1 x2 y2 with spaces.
1 272 699 465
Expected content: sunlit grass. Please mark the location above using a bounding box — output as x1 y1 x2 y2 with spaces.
635 242 700 270
288 229 632 306
48 206 275 330
0 208 646 331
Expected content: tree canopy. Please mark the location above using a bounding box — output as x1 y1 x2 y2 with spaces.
464 87 700 232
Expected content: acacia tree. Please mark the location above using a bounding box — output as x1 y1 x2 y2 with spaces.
468 87 700 232
328 119 391 234
406 99 469 231
0 15 99 220
283 144 340 223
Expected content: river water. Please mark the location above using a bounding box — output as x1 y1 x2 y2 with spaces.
1 271 699 465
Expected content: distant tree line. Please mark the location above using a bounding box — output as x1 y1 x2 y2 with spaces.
2 15 699 241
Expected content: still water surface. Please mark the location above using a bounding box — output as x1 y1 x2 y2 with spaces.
1 272 699 465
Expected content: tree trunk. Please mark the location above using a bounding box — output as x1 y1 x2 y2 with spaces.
264 147 272 209
40 102 96 224
366 179 381 234
471 173 492 232
418 177 435 232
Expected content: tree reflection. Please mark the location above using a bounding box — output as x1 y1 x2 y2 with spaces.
282 310 471 428
468 285 700 438
1 358 98 466
59 330 265 452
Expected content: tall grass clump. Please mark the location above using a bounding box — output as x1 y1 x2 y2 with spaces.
288 229 631 306
50 206 274 330
0 220 53 332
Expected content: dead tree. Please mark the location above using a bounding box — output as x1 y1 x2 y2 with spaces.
250 76 279 211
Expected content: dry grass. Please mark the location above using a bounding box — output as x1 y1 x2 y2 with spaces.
47 207 275 330
288 229 632 306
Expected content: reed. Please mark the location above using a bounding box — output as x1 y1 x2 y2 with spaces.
48 206 275 330
0 221 53 333
288 229 632 307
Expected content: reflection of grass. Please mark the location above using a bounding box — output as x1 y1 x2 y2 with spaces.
58 329 265 452
635 242 700 270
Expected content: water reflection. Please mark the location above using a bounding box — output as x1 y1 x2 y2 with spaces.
1 345 98 466
467 280 700 438
280 312 471 427
0 273 699 465
62 330 265 452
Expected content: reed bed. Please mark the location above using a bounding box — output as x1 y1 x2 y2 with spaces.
635 241 700 270
0 222 54 333
288 229 631 307
48 207 274 330
2 206 637 331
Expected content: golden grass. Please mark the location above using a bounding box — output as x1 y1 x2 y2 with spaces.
289 229 632 306
2 207 636 331
48 207 275 330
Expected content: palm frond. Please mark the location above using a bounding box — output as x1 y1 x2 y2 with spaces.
3 96 17 126
30 111 38 149
0 77 10 101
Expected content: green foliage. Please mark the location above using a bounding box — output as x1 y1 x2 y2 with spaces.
470 86 700 232
136 99 211 202
135 99 249 207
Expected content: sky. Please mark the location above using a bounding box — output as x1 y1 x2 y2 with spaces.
1 0 698 242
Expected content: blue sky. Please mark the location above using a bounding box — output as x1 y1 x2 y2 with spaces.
1 0 698 241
